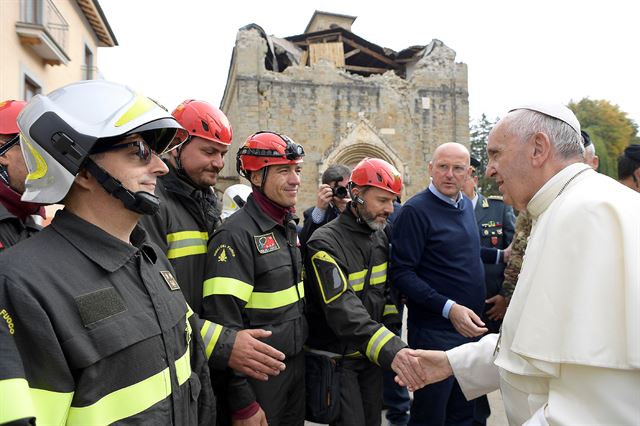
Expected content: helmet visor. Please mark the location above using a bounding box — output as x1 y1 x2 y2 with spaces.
129 118 189 155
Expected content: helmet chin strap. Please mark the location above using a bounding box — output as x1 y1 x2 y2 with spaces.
84 158 161 215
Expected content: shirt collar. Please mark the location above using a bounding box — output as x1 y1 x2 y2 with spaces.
50 209 157 272
429 181 462 208
527 162 592 219
470 192 479 209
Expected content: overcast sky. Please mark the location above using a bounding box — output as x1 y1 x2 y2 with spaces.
97 0 639 128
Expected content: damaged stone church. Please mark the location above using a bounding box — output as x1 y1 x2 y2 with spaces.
219 11 469 209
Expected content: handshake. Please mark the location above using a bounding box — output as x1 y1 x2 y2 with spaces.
391 348 454 392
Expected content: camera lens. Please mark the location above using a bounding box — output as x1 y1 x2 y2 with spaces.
332 186 348 199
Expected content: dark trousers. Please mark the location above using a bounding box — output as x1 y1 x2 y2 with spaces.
383 305 411 426
331 359 384 426
249 351 305 426
473 395 490 426
383 369 411 425
408 325 476 426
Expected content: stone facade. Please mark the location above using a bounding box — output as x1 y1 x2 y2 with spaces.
219 21 469 211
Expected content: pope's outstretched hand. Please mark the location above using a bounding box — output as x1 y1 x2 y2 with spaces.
394 349 454 391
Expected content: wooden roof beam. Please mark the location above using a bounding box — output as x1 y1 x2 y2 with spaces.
344 64 391 74
342 38 398 68
344 48 361 59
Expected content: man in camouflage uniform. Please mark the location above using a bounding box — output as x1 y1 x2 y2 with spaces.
500 210 532 304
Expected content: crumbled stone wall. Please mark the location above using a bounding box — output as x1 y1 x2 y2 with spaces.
220 29 469 211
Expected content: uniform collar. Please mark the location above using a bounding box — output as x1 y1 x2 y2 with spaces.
470 192 480 209
244 195 292 233
339 203 376 235
50 209 158 272
0 182 45 222
162 162 214 200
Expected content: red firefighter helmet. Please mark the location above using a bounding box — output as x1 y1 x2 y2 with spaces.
350 157 402 195
0 100 27 135
236 131 304 178
172 100 232 145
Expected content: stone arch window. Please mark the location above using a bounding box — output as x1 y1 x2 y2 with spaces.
318 116 408 194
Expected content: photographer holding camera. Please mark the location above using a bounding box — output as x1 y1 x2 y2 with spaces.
300 164 351 257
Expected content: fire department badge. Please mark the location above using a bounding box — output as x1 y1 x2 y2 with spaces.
160 271 180 291
213 244 236 262
254 232 280 254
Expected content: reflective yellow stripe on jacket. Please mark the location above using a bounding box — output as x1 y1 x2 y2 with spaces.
203 277 304 309
201 320 223 359
0 377 74 425
66 347 192 425
246 282 304 309
383 304 399 316
365 326 395 366
203 277 253 302
166 230 208 259
348 261 388 292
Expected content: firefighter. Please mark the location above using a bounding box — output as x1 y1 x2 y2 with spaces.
0 80 221 424
0 100 45 251
304 158 424 426
138 101 285 404
202 131 307 425
140 99 230 311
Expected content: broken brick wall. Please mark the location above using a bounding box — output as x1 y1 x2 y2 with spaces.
220 28 469 211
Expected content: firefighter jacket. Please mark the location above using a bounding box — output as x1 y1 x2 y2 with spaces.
139 162 220 314
0 210 224 425
202 195 307 411
0 202 41 252
139 164 235 371
304 206 405 370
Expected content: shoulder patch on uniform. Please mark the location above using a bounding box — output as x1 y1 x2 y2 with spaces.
213 244 236 262
254 232 280 254
488 195 504 201
310 250 347 304
160 271 181 291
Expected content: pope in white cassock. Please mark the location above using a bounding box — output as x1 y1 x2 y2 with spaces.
396 104 640 425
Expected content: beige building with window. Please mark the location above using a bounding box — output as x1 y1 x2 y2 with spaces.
0 0 117 101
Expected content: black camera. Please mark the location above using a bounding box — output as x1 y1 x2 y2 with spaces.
331 186 349 198
332 184 348 199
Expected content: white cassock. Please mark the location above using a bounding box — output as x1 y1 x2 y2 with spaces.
447 163 640 425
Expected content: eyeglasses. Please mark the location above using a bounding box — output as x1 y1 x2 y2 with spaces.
436 164 468 176
0 134 20 156
91 140 155 164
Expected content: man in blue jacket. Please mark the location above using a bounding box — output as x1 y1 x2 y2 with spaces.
390 142 487 426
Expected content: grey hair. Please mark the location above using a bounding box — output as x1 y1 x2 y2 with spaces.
322 164 351 185
585 143 596 156
507 109 584 159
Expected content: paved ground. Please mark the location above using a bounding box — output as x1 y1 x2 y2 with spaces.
306 308 509 425
306 390 507 425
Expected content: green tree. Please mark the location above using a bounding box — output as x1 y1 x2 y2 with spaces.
469 114 499 195
569 98 639 178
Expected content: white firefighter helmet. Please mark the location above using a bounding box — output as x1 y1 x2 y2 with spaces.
17 80 188 204
221 184 251 220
